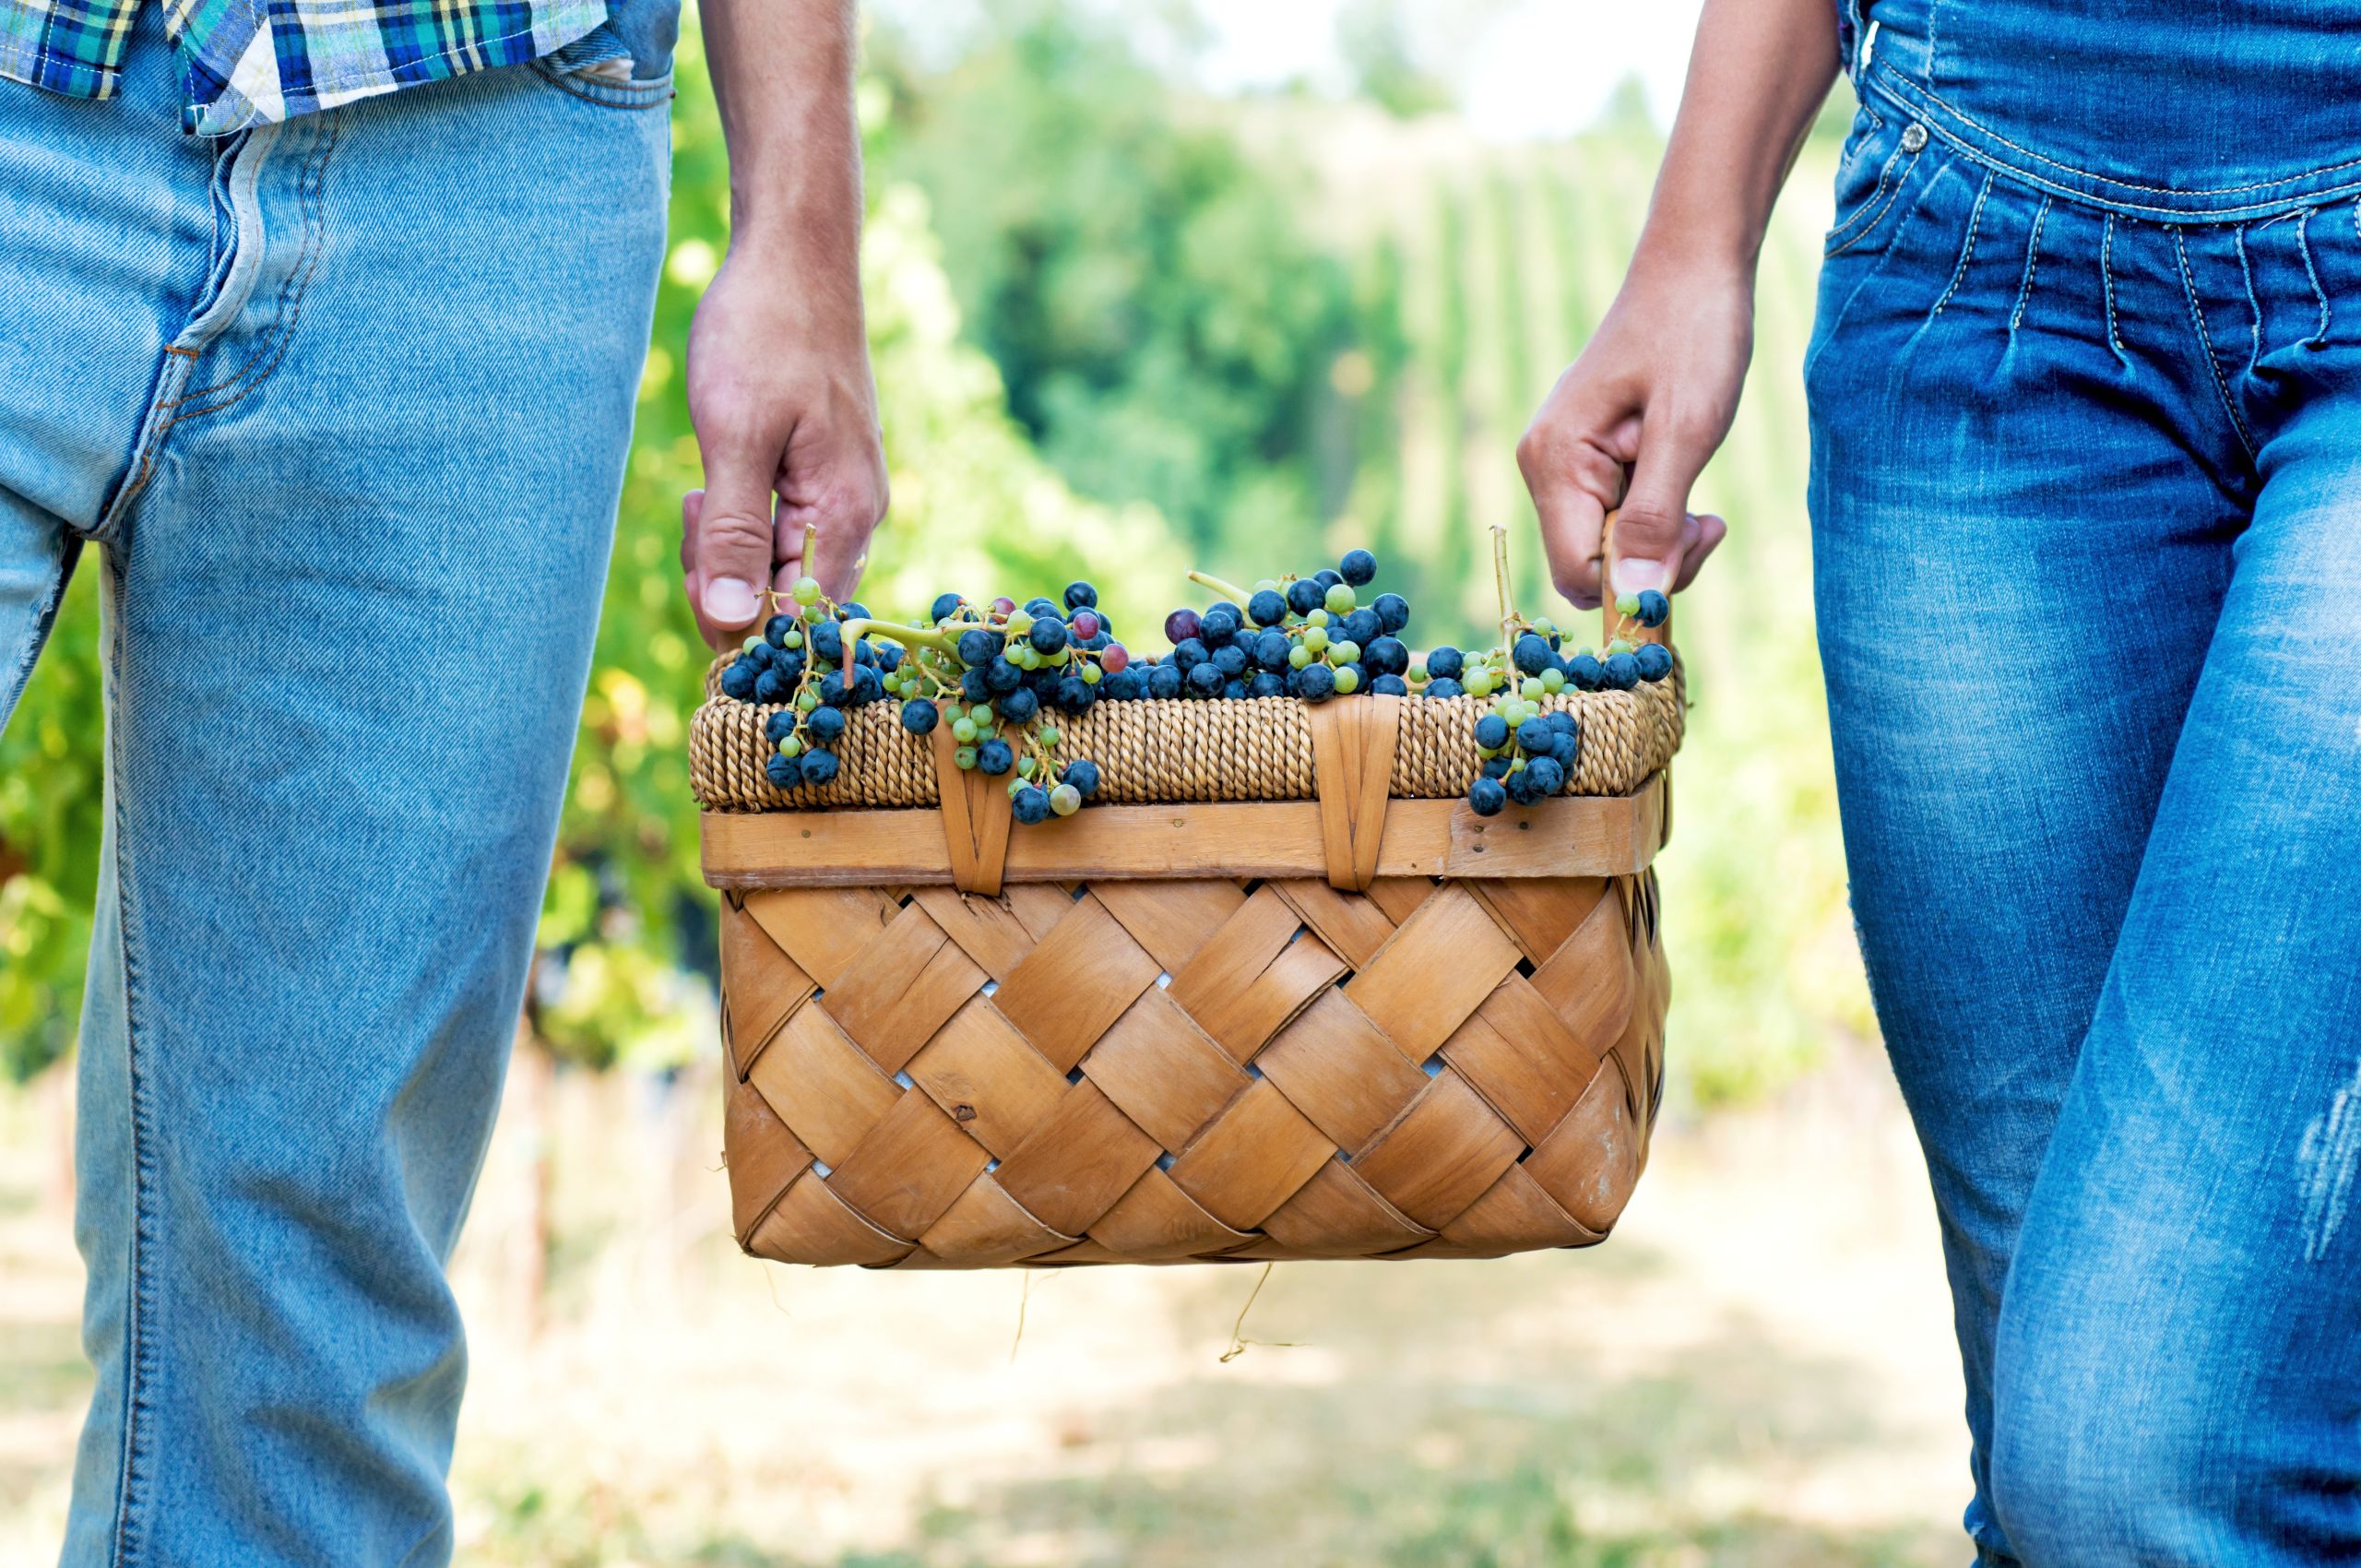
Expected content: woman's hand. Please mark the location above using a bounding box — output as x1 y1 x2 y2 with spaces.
1518 259 1744 610
1518 0 1839 610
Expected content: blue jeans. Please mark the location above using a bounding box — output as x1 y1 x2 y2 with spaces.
0 20 668 1566
1811 6 2361 1563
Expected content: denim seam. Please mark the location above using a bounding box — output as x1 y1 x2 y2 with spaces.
1826 146 1925 259
1805 159 1949 388
1932 171 1995 315
2296 208 2331 346
103 547 162 1568
2008 196 2050 334
2172 228 2260 459
2101 214 2129 362
1869 58 2361 204
525 60 675 110
2233 225 2263 377
168 114 337 414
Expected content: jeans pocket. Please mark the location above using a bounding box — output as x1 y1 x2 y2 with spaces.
526 26 676 112
1825 107 1923 258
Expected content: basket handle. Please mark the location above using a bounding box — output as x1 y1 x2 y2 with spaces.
1305 694 1401 892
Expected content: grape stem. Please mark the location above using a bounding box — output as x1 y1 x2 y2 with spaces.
1186 569 1255 605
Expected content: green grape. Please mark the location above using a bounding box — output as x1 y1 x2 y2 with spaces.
1017 755 1038 778
1531 617 1559 639
1303 625 1329 654
1253 577 1279 594
1608 637 1635 655
1464 670 1494 698
1329 640 1360 666
1038 725 1062 747
1013 645 1038 671
802 603 826 624
1323 583 1356 615
1333 665 1361 695
952 718 978 743
778 735 802 758
1540 668 1566 694
790 576 822 606
796 688 820 712
782 627 802 650
1477 742 1500 760
1520 677 1545 700
742 635 764 654
1048 647 1070 667
1306 609 1328 628
1005 610 1034 637
969 704 993 726
1008 778 1027 800
1288 646 1312 670
1615 592 1641 617
1409 660 1429 683
1079 663 1100 684
955 745 979 770
1050 784 1083 817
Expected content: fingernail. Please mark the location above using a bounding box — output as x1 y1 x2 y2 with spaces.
1610 557 1665 592
703 577 760 625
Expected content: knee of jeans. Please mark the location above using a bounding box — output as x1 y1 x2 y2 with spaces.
1988 1332 2226 1560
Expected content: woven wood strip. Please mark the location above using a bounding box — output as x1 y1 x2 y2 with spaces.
690 655 1684 812
718 865 1667 1267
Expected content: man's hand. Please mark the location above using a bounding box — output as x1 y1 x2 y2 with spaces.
683 245 886 645
1518 263 1740 610
685 0 884 649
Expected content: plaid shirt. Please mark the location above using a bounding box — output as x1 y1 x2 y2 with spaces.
0 0 608 136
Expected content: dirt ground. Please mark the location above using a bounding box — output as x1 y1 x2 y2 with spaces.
0 1044 1970 1567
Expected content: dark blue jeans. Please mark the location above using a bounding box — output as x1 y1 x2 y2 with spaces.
1809 5 2361 1563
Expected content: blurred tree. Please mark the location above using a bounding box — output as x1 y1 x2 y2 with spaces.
870 3 1363 563
1336 0 1453 118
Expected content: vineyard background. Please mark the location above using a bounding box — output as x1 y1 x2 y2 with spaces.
0 6 1965 1563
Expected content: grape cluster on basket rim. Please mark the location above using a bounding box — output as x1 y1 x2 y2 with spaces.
712 520 1673 826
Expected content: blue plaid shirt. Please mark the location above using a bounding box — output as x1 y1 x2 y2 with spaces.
0 0 610 135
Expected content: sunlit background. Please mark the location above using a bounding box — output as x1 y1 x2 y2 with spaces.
0 4 1971 1562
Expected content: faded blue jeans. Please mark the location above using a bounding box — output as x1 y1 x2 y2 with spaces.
0 18 669 1566
1810 3 2361 1562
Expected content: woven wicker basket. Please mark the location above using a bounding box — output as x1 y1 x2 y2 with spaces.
694 614 1680 1269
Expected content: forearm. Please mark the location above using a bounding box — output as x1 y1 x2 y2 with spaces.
704 0 863 284
1633 0 1840 279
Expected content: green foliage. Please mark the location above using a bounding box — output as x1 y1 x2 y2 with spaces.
870 6 1363 562
0 564 100 1082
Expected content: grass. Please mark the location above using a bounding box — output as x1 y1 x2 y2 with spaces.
0 1051 1968 1567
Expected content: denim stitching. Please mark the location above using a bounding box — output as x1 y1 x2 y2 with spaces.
2102 214 2129 362
2233 225 2262 377
1932 172 1994 316
2297 207 2331 347
2009 195 2050 334
103 547 161 1568
2173 228 2260 459
1825 137 1912 255
1869 60 2361 201
1805 164 1950 388
169 116 336 411
1826 148 1926 259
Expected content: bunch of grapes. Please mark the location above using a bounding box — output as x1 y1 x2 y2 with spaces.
717 575 915 793
1447 585 1674 817
1146 548 1414 702
896 582 1121 821
713 536 1674 824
